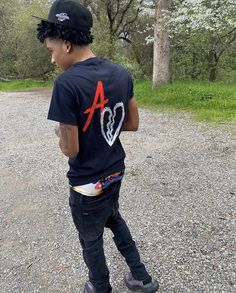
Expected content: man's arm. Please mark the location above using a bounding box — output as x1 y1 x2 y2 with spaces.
122 97 139 131
55 123 79 158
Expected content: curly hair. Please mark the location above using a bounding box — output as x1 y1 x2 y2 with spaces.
37 20 94 46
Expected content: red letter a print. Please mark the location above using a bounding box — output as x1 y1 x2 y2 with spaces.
83 81 109 133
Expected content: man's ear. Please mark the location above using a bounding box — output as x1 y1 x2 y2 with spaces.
64 40 72 53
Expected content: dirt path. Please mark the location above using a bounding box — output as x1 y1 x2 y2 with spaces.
0 90 235 293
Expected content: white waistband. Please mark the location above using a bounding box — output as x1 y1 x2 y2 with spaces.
71 171 124 196
71 183 103 196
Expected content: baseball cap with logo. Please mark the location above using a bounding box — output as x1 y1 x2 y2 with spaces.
33 0 93 32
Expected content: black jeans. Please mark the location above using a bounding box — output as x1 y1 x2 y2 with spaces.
69 181 151 293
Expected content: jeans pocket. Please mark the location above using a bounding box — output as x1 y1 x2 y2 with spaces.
80 207 108 241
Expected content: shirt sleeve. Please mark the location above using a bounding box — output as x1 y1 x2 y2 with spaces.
47 80 78 125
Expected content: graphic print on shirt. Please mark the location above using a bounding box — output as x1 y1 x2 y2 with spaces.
101 102 125 147
83 81 125 147
83 81 109 132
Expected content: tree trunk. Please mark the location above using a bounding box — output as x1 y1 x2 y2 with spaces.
209 66 217 82
207 36 219 82
208 47 218 82
191 52 199 80
152 0 171 90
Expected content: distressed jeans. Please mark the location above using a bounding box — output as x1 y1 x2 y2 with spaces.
69 181 152 292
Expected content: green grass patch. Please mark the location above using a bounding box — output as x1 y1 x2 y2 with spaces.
135 80 236 123
0 79 52 91
1 79 235 123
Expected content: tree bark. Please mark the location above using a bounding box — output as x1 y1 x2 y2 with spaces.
191 52 199 80
209 67 216 82
152 0 171 90
208 39 218 82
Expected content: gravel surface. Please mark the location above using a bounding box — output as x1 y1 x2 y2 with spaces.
0 90 235 293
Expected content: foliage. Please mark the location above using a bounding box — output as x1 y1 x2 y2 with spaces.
168 0 236 81
88 0 144 42
169 0 236 34
0 0 235 82
128 12 154 78
91 0 145 61
90 0 150 78
171 32 210 80
0 0 20 76
135 80 236 122
143 0 236 81
0 0 53 79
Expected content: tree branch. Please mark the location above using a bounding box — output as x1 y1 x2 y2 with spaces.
113 0 136 35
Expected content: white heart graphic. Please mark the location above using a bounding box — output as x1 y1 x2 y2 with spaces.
101 102 125 147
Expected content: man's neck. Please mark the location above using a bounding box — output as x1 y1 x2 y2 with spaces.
72 47 96 64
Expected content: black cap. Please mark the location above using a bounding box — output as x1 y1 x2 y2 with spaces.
33 0 93 32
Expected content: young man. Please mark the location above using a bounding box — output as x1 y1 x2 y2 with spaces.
35 0 159 292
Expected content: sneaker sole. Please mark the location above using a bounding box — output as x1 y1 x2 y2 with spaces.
124 279 159 293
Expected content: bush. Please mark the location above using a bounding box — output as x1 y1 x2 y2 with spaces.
0 0 53 79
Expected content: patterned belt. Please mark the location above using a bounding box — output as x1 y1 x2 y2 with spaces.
71 171 124 196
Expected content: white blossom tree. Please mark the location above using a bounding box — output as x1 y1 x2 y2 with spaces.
167 0 236 81
149 0 236 85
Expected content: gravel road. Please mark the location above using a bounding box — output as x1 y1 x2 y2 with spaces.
0 90 235 293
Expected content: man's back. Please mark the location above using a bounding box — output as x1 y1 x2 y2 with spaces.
48 57 134 185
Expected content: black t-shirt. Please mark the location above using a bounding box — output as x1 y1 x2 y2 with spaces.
48 57 134 185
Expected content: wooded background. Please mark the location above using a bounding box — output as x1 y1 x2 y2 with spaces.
0 0 235 88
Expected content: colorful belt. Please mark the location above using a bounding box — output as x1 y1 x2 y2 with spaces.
71 171 124 196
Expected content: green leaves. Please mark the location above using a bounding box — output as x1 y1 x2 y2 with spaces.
0 0 53 79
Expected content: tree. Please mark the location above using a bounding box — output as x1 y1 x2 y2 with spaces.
152 0 171 89
168 0 236 81
86 0 144 60
0 0 20 79
129 9 155 78
0 0 53 79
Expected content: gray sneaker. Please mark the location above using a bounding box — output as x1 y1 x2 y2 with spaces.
83 281 96 293
124 273 159 292
83 281 112 293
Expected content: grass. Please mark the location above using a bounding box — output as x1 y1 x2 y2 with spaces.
0 79 52 91
1 79 235 123
135 80 236 123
